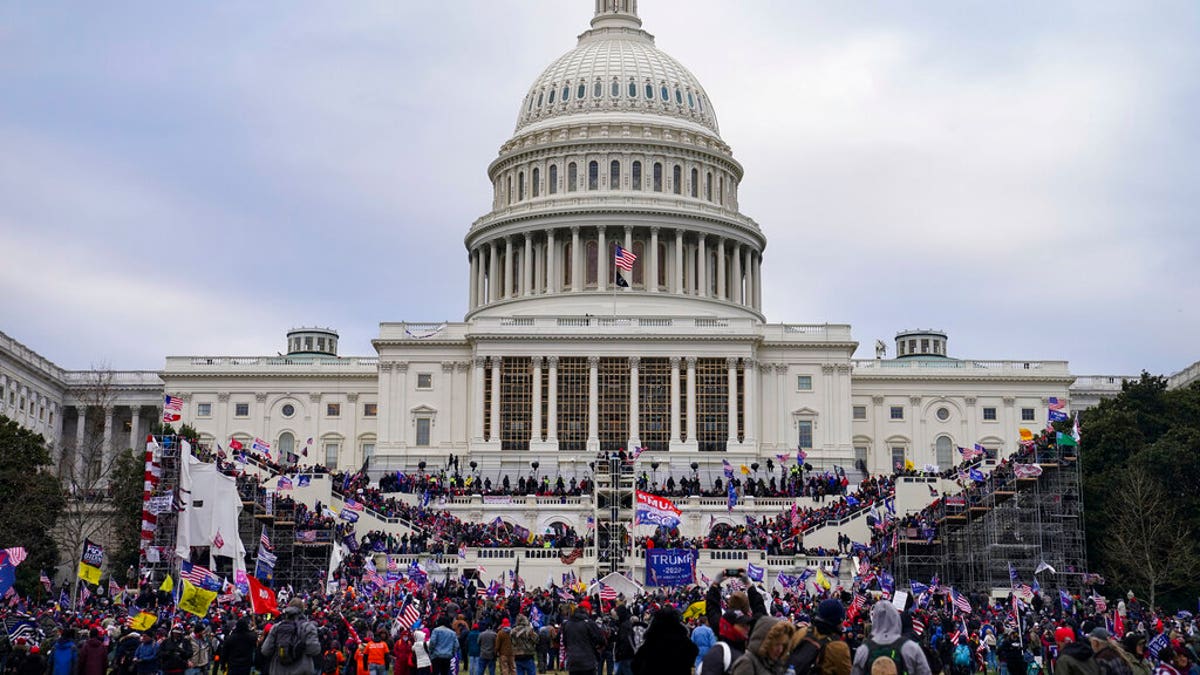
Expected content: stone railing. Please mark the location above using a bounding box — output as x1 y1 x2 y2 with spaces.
852 359 1071 376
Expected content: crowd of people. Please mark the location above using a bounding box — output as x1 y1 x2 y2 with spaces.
1 567 1195 675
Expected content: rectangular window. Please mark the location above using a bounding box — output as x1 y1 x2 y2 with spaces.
417 373 433 390
1021 407 1035 421
797 420 813 449
854 446 868 467
234 403 250 417
796 375 813 391
363 403 377 417
416 418 431 447
852 405 867 420
196 403 212 417
327 403 341 417
983 407 997 421
891 447 906 471
890 406 904 420
324 443 339 468
361 443 375 461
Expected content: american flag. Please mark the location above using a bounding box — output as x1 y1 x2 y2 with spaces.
386 556 399 572
599 583 617 600
614 245 637 272
164 395 183 411
3 547 27 567
912 616 926 636
109 579 122 598
397 598 421 629
260 530 272 551
559 548 584 565
950 588 972 613
78 584 91 607
40 570 52 592
344 499 365 512
849 593 867 617
1048 396 1065 411
181 561 220 591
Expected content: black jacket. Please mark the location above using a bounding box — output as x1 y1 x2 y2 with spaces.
561 609 604 673
221 627 259 671
614 608 636 662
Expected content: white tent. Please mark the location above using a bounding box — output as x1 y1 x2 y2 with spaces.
589 572 644 598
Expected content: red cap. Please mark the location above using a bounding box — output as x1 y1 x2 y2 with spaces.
1055 626 1076 645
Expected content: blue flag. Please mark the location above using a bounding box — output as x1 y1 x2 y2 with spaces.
846 495 860 507
969 468 986 483
879 570 895 594
1048 409 1069 423
726 481 737 512
0 562 14 598
1060 589 1072 612
1147 632 1170 660
910 580 929 596
747 564 764 582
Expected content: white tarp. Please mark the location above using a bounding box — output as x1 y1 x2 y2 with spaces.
174 441 246 568
589 572 643 598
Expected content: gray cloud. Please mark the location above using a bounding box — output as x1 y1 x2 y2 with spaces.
0 1 1196 375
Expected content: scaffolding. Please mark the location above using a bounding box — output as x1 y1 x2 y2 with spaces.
593 453 634 578
894 444 1088 594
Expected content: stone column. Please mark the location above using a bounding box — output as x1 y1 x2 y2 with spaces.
472 357 486 442
523 234 533 296
101 406 114 475
628 356 640 449
469 249 478 309
726 358 738 447
623 226 633 291
697 235 707 297
547 357 559 446
597 226 607 292
129 406 141 453
489 241 500 302
743 247 754 309
530 356 543 444
717 238 727 300
587 356 599 452
395 364 409 446
731 242 743 305
743 359 757 445
571 226 581 292
776 365 788 450
669 357 682 446
753 251 762 309
504 237 514 299
546 230 557 294
378 363 393 446
674 230 684 294
649 227 659 292
74 406 86 480
685 357 697 445
489 357 502 444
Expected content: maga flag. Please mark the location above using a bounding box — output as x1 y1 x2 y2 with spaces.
248 575 280 616
178 578 217 617
77 539 104 585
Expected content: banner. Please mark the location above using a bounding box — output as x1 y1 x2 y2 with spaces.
645 548 696 587
178 578 217 617
1013 463 1044 478
78 539 104 585
482 496 512 504
635 491 682 529
248 575 280 615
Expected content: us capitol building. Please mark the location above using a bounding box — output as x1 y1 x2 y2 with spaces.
5 1 1188 488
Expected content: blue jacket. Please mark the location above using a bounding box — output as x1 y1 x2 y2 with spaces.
51 639 77 675
134 642 160 675
691 625 716 666
429 626 459 659
466 629 482 657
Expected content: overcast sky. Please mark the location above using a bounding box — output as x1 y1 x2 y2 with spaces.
1 1 1197 376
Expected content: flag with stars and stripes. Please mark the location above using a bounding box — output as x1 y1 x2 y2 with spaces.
614 245 637 272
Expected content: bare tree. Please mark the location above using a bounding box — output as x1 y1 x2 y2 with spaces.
1101 464 1200 607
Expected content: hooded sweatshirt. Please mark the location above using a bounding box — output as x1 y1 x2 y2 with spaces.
730 617 792 675
851 602 931 675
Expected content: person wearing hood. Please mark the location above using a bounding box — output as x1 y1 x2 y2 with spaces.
261 598 322 675
412 629 433 675
692 617 716 672
561 603 604 675
220 619 259 675
632 607 698 675
787 599 851 675
850 602 931 675
1053 626 1097 675
495 618 515 675
1119 634 1152 675
730 617 795 675
78 628 109 675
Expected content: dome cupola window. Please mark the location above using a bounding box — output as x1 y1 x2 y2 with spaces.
548 88 556 104
588 161 599 190
548 165 558 194
611 79 620 97
629 80 637 98
562 84 570 101
660 84 669 101
632 161 642 190
688 91 694 108
518 171 526 200
690 168 699 198
673 165 682 194
568 162 578 191
652 162 662 192
644 82 653 99
532 167 540 197
609 160 620 189
577 83 586 99
675 87 683 105
537 91 543 107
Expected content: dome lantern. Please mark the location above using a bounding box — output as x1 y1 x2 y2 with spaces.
591 0 641 30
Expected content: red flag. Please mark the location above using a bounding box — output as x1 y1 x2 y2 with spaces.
229 438 244 451
247 576 279 616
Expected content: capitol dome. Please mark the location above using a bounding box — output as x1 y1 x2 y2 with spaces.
464 0 766 322
514 5 720 137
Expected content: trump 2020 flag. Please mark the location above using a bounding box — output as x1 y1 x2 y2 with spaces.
635 491 681 528
747 564 764 583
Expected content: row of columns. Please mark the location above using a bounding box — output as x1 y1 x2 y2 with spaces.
472 355 757 449
0 373 59 439
468 226 762 311
69 404 151 482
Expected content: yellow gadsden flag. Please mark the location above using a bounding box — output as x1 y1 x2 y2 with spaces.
159 575 174 592
682 600 706 621
815 569 832 590
77 539 104 586
178 578 218 617
129 612 158 632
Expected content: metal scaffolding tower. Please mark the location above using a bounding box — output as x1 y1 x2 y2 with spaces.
593 453 634 577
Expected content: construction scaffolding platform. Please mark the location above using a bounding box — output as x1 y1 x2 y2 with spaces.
593 453 635 578
895 445 1087 594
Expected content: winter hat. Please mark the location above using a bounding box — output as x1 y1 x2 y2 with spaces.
814 599 846 632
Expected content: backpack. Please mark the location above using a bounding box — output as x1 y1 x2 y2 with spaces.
864 639 910 675
713 643 735 675
789 628 831 675
273 619 307 666
953 644 971 668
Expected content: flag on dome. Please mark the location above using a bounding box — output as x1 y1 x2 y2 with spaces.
614 245 637 272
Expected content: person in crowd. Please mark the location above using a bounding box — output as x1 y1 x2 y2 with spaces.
1054 626 1097 675
692 616 717 673
220 619 259 675
788 599 851 675
562 602 604 675
632 607 698 675
850 601 931 675
730 617 794 675
261 598 322 675
511 615 540 675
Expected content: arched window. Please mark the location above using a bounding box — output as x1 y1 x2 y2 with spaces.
609 160 620 189
657 242 668 289
673 165 682 194
660 85 669 101
687 91 694 108
562 241 572 287
632 241 645 286
548 88 555 104
507 175 513 204
718 175 724 205
653 162 663 192
675 88 683 105
585 240 598 286
697 95 704 112
690 168 699 198
936 435 954 469
645 83 654 100
593 81 602 98
629 80 637 98
537 91 544 107
705 172 713 201
631 161 642 191
532 167 540 197
588 161 599 190
518 171 525 201
568 163 578 192
577 83 586 100
278 432 295 464
611 80 619 97
562 84 570 102
548 165 558 195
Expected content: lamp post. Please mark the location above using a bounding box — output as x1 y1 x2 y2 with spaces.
690 462 699 496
